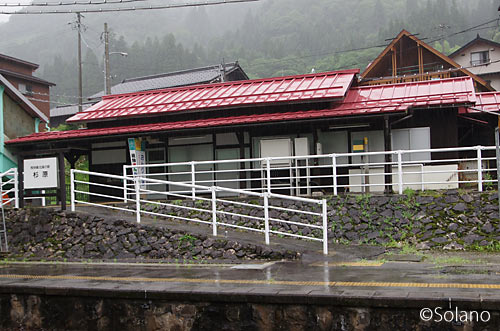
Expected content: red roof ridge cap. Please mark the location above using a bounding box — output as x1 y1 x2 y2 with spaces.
476 91 500 95
102 69 360 101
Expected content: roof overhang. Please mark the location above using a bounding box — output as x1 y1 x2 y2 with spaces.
7 76 477 147
0 69 55 86
0 74 48 123
449 35 500 58
67 69 360 123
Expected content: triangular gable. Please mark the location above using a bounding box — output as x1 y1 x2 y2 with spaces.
0 74 48 123
361 30 492 92
449 34 500 58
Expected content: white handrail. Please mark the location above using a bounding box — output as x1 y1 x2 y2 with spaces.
0 168 18 208
123 145 498 196
71 168 329 255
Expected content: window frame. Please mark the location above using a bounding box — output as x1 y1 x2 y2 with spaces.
470 50 490 66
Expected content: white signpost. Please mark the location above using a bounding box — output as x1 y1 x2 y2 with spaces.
23 157 59 189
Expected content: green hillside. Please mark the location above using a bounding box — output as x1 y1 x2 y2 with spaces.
0 0 497 105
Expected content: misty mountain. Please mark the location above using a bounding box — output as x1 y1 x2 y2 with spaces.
0 0 498 106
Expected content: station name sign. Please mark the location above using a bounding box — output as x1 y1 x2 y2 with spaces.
128 138 146 189
23 157 59 189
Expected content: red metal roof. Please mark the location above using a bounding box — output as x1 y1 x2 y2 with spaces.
467 92 500 113
339 76 476 115
5 108 397 145
7 77 477 145
67 69 359 123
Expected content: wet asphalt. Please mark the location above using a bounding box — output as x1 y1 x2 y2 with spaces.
1 205 499 309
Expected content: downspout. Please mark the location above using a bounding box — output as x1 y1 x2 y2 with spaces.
35 118 40 133
0 85 4 172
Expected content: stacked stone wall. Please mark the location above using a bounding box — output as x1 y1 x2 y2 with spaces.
5 209 298 261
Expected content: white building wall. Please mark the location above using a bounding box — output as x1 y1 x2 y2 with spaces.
450 40 500 90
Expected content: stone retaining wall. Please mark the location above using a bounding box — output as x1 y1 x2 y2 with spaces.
1 292 497 331
5 190 500 261
5 209 298 261
149 190 500 250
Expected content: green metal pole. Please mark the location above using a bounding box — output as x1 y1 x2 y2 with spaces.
35 118 40 133
496 127 500 214
0 85 4 173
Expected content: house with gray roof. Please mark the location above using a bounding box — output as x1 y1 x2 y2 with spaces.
449 34 500 91
50 62 248 126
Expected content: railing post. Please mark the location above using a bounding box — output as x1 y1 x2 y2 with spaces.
266 158 271 194
331 154 337 196
264 193 270 245
322 199 328 255
13 168 18 209
477 146 483 192
397 151 403 195
70 169 75 212
190 161 196 200
420 164 425 191
123 165 128 203
134 176 141 224
211 187 217 236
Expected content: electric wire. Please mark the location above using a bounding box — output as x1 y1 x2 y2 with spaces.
0 0 156 7
244 17 500 70
0 0 259 14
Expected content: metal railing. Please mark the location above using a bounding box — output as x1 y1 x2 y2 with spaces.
0 168 18 208
123 145 498 198
70 169 329 255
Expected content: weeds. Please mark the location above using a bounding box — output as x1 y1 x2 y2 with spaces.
468 241 500 252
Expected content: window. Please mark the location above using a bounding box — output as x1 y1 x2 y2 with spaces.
471 51 490 66
18 83 33 96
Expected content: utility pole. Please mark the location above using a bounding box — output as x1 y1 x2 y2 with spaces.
77 13 83 112
104 22 111 95
102 24 127 95
219 58 226 83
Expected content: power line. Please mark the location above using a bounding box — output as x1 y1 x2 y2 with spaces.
426 18 500 45
0 0 259 14
244 17 500 70
28 97 74 105
28 90 81 99
0 0 153 7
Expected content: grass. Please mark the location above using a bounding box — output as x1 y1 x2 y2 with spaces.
403 187 416 199
383 242 424 256
426 256 485 266
178 234 197 250
467 241 500 252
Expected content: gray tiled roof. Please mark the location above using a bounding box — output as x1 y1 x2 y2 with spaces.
50 103 92 117
89 62 243 99
51 62 247 120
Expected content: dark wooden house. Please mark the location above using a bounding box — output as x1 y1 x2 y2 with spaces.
360 30 493 92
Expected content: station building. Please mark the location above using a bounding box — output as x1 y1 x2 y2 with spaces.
5 68 500 200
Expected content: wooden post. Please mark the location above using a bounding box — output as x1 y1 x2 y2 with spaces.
17 155 24 209
384 116 393 194
58 152 66 211
392 47 397 83
418 45 424 76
